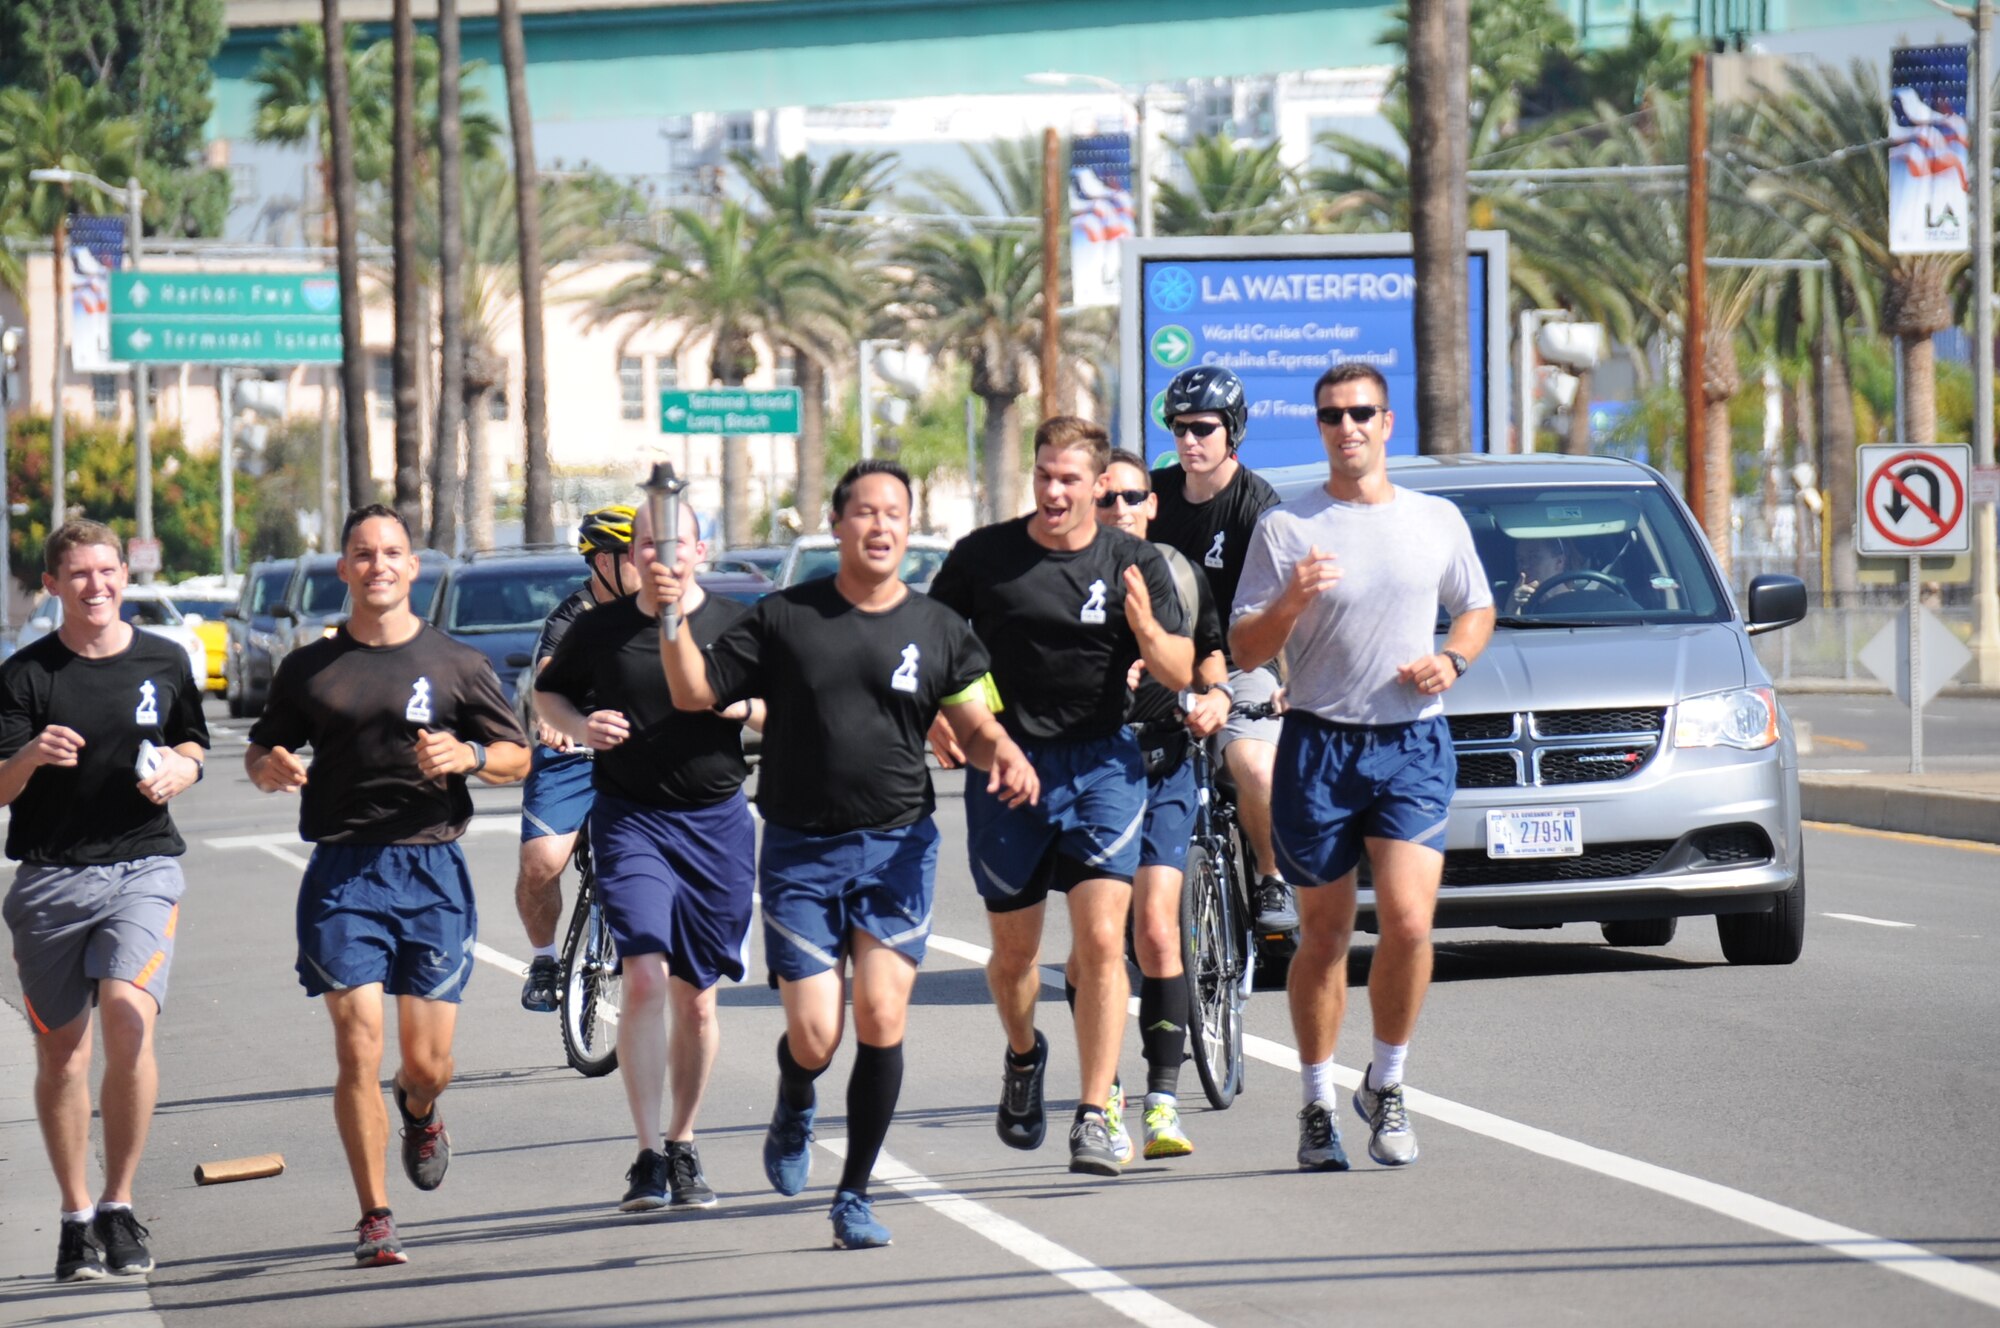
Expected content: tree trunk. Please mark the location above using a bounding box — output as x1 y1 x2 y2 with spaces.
1406 0 1470 455
982 392 1021 521
463 344 498 552
1818 315 1859 595
496 0 552 545
1701 340 1737 582
390 0 423 534
1563 364 1593 455
323 0 370 509
430 0 465 554
1902 333 1936 444
793 349 827 534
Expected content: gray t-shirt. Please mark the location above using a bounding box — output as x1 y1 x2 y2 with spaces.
1232 484 1492 725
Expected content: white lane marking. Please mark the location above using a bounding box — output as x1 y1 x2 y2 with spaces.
474 942 528 976
260 845 311 869
1823 912 1917 929
817 1138 1213 1328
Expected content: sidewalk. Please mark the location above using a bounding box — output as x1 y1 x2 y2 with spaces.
1799 771 2000 846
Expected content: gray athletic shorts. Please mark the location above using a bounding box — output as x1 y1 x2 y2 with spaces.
1220 665 1283 751
3 857 185 1033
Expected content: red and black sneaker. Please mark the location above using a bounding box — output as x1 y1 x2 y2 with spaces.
395 1081 451 1191
353 1210 407 1267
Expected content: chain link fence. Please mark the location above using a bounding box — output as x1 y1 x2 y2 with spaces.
1731 551 1978 685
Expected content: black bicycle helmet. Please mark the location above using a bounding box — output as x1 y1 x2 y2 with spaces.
576 504 636 557
1162 365 1249 450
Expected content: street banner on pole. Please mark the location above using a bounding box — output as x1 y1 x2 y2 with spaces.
1070 133 1133 309
1888 45 1971 255
68 213 126 374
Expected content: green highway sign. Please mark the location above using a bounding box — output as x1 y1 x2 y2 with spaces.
110 272 342 364
659 387 802 435
1150 324 1194 368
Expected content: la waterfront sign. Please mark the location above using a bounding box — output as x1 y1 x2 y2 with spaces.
659 387 802 435
110 272 342 364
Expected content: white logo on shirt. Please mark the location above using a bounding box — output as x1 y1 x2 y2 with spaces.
405 677 434 724
134 680 159 725
1080 579 1108 625
891 643 921 694
1204 530 1227 569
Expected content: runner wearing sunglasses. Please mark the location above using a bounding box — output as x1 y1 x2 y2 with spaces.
1148 366 1293 935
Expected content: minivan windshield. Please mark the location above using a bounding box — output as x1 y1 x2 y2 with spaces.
440 567 584 633
299 567 346 616
783 544 947 588
1430 483 1727 627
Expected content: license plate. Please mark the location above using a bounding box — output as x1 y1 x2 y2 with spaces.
1486 807 1583 858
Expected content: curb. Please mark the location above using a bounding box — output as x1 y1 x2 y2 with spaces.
1800 779 2000 846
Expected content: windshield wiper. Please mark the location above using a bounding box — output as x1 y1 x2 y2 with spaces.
1493 615 1630 629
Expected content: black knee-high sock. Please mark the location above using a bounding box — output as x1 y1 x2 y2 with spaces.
777 1034 826 1111
1064 978 1076 1013
1139 976 1189 1098
836 1041 905 1197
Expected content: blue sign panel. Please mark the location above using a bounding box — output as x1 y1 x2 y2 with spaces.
1138 253 1490 467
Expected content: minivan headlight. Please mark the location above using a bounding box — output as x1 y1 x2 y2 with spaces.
1674 687 1779 750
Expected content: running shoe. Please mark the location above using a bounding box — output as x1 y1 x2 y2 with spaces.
996 1030 1048 1151
665 1140 717 1209
1103 1078 1134 1165
353 1211 408 1266
1296 1099 1350 1172
1353 1068 1419 1166
1253 876 1299 932
1142 1098 1195 1159
829 1189 891 1249
396 1082 451 1191
620 1147 669 1212
93 1208 154 1276
520 955 560 1012
1068 1112 1121 1177
55 1218 106 1281
763 1090 815 1196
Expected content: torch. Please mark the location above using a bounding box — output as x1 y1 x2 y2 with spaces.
640 461 688 640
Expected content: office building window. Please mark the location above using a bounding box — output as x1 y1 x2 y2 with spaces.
619 355 645 420
92 374 119 420
773 349 798 389
372 354 394 419
656 355 679 390
490 359 510 421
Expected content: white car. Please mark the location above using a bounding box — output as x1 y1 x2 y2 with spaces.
773 533 952 591
17 584 211 689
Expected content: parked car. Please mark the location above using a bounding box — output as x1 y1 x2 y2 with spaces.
337 548 451 623
165 575 239 694
221 558 294 717
705 545 786 580
428 551 587 713
263 553 346 684
17 585 209 689
773 534 951 591
1260 453 1808 965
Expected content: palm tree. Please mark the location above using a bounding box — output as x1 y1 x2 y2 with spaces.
731 148 891 532
1406 0 1472 455
432 0 465 553
390 0 422 535
1153 134 1299 236
590 201 847 547
495 0 552 544
320 0 370 507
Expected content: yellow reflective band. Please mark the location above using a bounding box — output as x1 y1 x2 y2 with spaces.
941 672 1004 713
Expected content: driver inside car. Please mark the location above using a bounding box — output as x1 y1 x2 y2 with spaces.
1507 536 1579 612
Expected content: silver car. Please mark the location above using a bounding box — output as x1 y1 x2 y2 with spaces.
1262 453 1809 965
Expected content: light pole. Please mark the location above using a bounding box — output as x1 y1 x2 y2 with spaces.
1024 71 1152 237
1971 1 2000 682
28 169 150 575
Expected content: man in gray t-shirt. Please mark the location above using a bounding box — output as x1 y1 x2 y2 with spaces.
1230 363 1495 1177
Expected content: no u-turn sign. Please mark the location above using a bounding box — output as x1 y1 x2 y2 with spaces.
1857 444 1972 555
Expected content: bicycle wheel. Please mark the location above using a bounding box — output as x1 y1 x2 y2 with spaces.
1181 842 1242 1110
558 856 621 1078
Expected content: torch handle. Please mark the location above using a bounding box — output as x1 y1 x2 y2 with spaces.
657 488 682 641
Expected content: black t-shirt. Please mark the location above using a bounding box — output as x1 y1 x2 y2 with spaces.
928 518 1189 744
538 594 751 810
534 587 596 668
1128 543 1225 730
0 630 210 864
249 623 526 845
705 578 989 835
1150 462 1280 660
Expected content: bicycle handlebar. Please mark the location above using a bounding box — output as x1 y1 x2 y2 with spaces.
1175 690 1279 722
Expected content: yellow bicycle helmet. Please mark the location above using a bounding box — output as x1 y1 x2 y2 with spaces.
577 504 636 556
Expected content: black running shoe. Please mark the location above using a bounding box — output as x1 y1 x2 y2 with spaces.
93 1208 154 1276
665 1140 717 1210
996 1031 1048 1151
520 954 560 1013
1067 1112 1121 1177
396 1082 451 1191
620 1148 669 1212
353 1211 407 1266
55 1218 106 1282
1297 1099 1351 1172
1253 877 1299 932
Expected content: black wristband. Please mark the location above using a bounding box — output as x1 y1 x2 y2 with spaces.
466 741 487 773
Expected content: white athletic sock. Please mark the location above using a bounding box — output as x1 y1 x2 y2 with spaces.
97 1200 132 1212
1369 1040 1408 1090
1301 1057 1339 1107
531 943 558 961
63 1206 95 1225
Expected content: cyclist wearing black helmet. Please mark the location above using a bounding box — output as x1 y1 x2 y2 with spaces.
513 504 641 1013
1148 365 1295 935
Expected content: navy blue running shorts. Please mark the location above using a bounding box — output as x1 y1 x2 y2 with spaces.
1139 757 1199 872
1270 712 1456 887
966 731 1145 912
759 816 940 981
296 842 477 1001
588 790 756 990
520 744 593 841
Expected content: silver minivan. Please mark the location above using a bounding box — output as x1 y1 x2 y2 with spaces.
1263 453 1809 965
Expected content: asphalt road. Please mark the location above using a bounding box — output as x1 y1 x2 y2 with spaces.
3 708 1998 1327
1784 692 2000 774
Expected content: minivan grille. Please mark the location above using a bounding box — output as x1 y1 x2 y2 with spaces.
1441 840 1673 887
1450 708 1666 788
1456 751 1521 789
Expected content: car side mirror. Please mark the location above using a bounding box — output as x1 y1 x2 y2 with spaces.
271 604 294 620
1744 574 1807 635
505 651 532 668
222 608 242 621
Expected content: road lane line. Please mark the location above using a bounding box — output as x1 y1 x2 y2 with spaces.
1813 734 1868 751
817 1138 1213 1328
1823 912 1917 929
1806 821 2000 856
260 845 311 869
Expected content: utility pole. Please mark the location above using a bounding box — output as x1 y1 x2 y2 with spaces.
1041 126 1062 421
1408 0 1471 454
1971 0 2000 682
128 178 154 583
1685 50 1710 535
1135 91 1153 239
50 208 69 529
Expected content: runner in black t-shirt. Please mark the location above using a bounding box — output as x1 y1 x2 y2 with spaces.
515 506 636 1014
926 417 1193 1179
656 460 1035 1250
245 506 528 1268
0 520 209 1282
536 500 759 1214
1151 365 1294 934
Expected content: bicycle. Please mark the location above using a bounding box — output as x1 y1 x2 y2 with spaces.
557 824 621 1077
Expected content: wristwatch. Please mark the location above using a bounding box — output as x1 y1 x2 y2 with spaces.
466 740 488 773
1442 649 1469 677
1206 682 1236 703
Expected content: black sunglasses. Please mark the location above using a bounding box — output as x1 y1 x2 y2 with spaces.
1095 489 1151 509
1317 405 1383 426
1169 419 1225 439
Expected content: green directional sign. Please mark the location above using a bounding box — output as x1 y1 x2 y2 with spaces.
659 387 802 435
1150 324 1194 368
110 271 342 364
